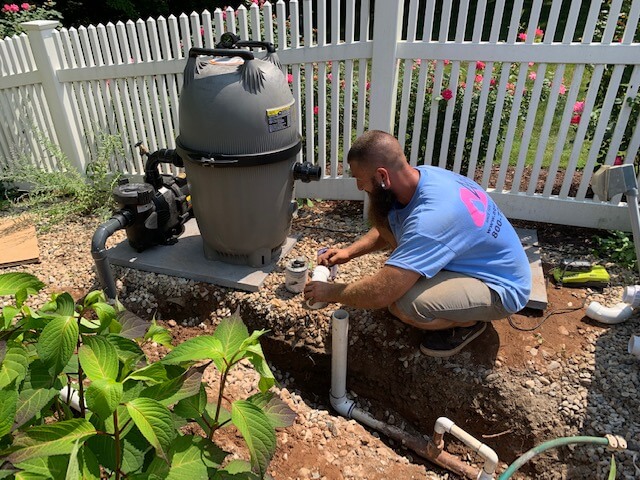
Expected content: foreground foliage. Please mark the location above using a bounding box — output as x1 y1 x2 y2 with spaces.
0 272 294 479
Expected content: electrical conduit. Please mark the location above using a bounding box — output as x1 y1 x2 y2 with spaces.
329 309 481 479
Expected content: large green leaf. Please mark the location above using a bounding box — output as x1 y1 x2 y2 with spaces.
127 362 168 384
36 316 78 376
91 302 116 332
65 440 82 480
173 384 207 421
104 334 145 363
244 344 275 392
0 343 29 388
212 315 249 364
78 335 118 381
85 429 150 474
230 400 276 478
140 365 205 407
2 305 19 330
7 418 97 464
13 388 58 431
22 359 58 390
247 392 296 428
14 455 70 479
0 273 44 297
52 293 76 317
0 387 18 437
85 378 123 420
161 337 223 365
148 435 227 480
126 398 175 462
117 310 150 339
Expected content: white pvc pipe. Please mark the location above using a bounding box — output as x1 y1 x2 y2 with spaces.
629 335 640 359
59 387 84 412
307 265 331 309
585 301 634 324
434 417 499 480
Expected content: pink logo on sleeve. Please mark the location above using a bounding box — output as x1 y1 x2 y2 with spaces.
459 187 488 227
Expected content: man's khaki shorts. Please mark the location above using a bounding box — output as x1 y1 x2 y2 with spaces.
393 270 510 325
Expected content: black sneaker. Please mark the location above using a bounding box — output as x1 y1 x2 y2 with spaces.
419 322 487 358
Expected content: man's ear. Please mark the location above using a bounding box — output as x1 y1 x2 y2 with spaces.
376 167 390 188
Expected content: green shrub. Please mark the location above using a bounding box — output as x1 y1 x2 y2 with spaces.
0 271 294 479
0 132 124 228
593 230 638 270
0 1 62 38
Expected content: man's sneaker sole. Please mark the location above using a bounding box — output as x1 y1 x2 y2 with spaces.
419 322 487 358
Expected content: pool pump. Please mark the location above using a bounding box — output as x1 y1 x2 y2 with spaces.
91 144 192 298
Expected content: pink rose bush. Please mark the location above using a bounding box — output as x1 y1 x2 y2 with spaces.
0 0 61 38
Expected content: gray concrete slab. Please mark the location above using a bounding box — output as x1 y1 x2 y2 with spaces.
106 219 296 292
516 228 548 311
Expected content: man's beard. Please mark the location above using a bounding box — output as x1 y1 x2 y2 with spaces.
367 182 396 229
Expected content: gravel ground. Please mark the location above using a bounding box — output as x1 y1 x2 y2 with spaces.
2 205 640 479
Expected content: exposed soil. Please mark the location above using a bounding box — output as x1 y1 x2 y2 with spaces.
2 167 638 479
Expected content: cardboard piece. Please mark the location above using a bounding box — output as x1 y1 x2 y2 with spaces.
0 216 40 267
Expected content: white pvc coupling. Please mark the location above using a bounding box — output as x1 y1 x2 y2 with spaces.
585 302 635 325
629 335 640 359
307 265 332 309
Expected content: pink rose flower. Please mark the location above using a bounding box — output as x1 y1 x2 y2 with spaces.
313 106 319 115
559 84 567 95
20 2 29 9
365 81 371 90
535 28 544 37
476 61 486 70
528 71 536 80
441 88 453 100
287 73 293 84
570 115 581 124
614 156 624 165
518 32 527 41
573 101 585 113
475 74 483 83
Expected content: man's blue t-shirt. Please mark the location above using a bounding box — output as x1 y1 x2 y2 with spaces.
386 166 531 313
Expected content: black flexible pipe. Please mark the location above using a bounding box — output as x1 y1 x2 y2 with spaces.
144 149 182 190
91 211 133 299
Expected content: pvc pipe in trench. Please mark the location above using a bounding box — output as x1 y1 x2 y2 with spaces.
434 417 499 480
329 309 481 479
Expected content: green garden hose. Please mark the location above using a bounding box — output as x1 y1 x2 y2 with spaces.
498 435 627 479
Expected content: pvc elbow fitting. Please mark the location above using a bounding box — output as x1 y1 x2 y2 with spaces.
585 301 634 325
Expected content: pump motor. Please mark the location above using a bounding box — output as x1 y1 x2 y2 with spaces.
112 146 192 252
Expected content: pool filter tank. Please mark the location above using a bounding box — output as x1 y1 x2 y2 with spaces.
176 40 320 267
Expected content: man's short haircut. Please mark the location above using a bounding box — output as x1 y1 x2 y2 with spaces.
347 130 405 171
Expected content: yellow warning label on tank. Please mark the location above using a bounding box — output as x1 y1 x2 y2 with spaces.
267 100 294 133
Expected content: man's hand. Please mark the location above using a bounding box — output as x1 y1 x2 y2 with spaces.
304 280 344 304
317 248 350 267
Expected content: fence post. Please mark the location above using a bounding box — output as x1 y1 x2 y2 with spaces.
367 0 403 133
22 20 86 173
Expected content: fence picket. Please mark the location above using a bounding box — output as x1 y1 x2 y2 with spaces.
3 3 640 230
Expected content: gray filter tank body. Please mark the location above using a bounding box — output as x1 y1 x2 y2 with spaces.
177 48 301 267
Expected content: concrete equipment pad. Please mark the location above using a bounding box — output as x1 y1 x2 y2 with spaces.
516 228 548 311
106 219 296 292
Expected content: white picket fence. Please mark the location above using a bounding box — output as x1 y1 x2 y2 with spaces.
1 0 640 231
